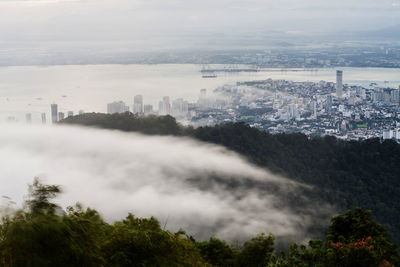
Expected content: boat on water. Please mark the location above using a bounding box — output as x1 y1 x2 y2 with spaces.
202 74 217 78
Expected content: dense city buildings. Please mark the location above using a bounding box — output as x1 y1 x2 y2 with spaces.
93 70 400 142
107 101 130 114
19 70 400 142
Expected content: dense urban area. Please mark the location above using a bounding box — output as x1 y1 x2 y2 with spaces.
25 68 400 142
2 44 400 68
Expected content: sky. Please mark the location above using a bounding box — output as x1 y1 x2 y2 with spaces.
0 0 399 46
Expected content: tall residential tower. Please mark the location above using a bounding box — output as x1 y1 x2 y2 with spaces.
51 104 58 123
336 70 343 98
133 95 143 114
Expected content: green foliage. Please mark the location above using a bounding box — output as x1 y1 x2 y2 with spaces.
102 214 206 266
271 209 400 267
0 181 207 267
0 181 399 266
196 237 237 266
325 209 400 267
25 177 61 216
60 112 187 136
235 233 275 267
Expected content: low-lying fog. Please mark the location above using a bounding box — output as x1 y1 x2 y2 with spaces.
0 124 333 242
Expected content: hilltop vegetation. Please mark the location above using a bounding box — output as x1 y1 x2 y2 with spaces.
61 112 186 136
61 113 400 246
1 179 398 267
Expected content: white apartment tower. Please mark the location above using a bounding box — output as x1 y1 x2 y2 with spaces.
41 113 47 124
107 101 130 114
133 95 143 114
160 96 171 115
51 104 58 124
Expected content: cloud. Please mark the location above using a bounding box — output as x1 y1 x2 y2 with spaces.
0 0 399 41
0 123 333 242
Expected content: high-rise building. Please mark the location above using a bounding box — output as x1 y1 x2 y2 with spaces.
336 70 343 98
391 88 399 104
171 98 189 117
325 95 333 111
158 101 164 115
287 104 298 120
373 88 399 104
158 97 172 115
25 113 32 124
144 105 154 115
41 113 47 124
198 89 207 109
51 104 58 123
67 111 74 117
107 101 129 114
312 101 318 119
78 110 84 115
133 95 143 114
58 112 65 121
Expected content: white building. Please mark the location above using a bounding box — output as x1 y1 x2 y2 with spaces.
133 95 143 114
41 113 46 124
198 89 207 109
107 101 129 114
51 104 58 124
25 113 32 124
158 96 171 115
172 98 189 117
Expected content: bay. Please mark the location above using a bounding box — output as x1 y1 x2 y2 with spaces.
0 64 399 122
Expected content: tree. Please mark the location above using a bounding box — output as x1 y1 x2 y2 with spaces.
271 209 400 267
101 214 207 266
326 209 400 267
25 178 61 216
235 233 275 267
197 237 237 266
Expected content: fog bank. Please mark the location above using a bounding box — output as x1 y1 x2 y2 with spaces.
0 124 332 242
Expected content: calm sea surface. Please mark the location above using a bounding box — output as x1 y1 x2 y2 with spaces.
1 64 400 122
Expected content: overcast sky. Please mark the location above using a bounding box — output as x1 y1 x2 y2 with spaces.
0 0 399 46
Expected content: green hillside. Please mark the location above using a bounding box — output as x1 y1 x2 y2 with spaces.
61 113 400 246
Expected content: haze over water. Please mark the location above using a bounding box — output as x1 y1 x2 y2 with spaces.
1 64 400 122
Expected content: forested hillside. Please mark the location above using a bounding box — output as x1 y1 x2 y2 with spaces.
61 113 400 245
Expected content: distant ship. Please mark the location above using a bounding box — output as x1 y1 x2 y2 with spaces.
202 74 217 78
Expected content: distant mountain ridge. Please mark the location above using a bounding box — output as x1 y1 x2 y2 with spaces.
357 24 400 40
